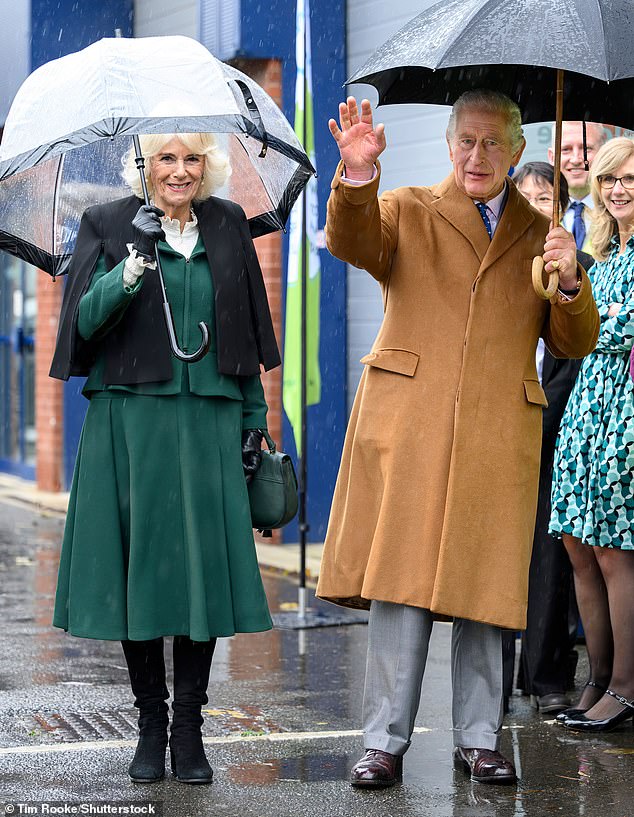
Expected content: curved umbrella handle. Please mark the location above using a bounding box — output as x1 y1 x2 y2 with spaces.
132 133 211 364
162 302 211 363
532 255 558 300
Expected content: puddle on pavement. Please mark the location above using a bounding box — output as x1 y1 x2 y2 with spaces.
224 740 634 817
228 753 350 784
201 704 285 737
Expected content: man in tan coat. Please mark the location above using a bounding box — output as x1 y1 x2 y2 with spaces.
316 90 599 788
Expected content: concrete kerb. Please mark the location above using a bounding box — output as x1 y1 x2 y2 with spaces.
0 472 323 583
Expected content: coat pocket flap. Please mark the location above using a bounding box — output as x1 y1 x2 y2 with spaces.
523 379 549 407
360 348 419 377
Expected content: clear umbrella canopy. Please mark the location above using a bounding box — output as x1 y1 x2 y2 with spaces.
0 35 314 276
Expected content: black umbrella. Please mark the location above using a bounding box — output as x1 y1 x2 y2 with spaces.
348 0 634 298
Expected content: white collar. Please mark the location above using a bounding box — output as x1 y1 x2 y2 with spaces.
568 192 593 210
149 200 198 234
475 184 507 218
161 209 198 234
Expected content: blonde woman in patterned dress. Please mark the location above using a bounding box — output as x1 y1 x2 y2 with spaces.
550 137 634 732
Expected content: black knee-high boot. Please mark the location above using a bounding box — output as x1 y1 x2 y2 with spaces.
122 638 170 783
170 636 216 784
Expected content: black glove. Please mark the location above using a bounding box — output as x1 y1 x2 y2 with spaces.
131 204 165 261
242 429 264 483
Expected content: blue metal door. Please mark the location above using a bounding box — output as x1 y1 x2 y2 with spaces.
0 252 36 479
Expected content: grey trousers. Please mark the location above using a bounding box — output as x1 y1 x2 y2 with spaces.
362 601 504 755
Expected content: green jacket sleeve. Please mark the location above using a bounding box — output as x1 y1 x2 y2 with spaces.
78 254 143 341
239 374 268 430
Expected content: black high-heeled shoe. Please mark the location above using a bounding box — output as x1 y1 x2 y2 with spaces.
563 689 634 732
555 680 608 724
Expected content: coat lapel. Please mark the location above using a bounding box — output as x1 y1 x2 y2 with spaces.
430 177 538 273
480 182 536 273
431 175 490 263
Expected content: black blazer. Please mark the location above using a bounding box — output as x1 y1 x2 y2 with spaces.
49 195 281 383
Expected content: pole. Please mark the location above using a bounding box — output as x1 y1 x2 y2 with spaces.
532 69 564 300
297 0 309 621
552 69 564 230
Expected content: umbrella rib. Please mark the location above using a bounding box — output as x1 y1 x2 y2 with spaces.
592 0 611 80
51 154 65 274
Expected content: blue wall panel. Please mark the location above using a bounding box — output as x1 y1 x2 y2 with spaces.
241 0 347 542
31 0 133 69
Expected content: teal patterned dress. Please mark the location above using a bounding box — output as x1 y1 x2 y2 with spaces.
549 236 634 549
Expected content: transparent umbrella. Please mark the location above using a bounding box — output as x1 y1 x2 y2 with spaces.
0 35 314 359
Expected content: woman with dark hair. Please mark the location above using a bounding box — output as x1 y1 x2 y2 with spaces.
510 162 592 715
551 137 634 731
514 161 570 218
50 132 280 783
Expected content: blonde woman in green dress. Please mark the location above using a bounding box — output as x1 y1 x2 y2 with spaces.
550 137 634 732
50 133 281 783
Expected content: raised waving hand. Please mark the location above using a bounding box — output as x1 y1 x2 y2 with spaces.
328 97 386 180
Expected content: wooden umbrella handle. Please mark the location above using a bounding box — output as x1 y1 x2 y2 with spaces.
532 255 559 299
532 69 565 301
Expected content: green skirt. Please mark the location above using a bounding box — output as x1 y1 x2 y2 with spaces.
53 392 272 641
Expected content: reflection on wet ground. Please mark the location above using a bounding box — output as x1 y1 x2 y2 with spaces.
1 502 633 816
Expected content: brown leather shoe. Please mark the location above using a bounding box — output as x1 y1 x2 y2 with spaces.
350 749 403 788
454 747 517 785
535 692 572 714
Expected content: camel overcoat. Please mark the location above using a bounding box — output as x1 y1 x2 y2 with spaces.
316 163 600 630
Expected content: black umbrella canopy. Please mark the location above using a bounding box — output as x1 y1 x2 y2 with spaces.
348 0 634 127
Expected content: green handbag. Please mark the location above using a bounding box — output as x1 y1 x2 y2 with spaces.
248 431 299 536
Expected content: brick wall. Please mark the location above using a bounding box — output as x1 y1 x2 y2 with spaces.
35 278 63 491
234 58 284 451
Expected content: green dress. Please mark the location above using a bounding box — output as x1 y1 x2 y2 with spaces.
53 237 273 640
549 237 634 549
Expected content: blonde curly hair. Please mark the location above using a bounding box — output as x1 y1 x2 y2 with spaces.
121 132 231 202
590 137 634 261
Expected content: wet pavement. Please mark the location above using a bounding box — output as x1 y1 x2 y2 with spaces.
1 501 633 817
